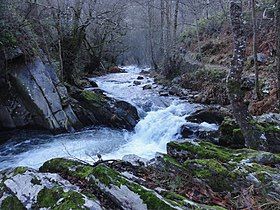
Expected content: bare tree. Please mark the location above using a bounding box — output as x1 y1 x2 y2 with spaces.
276 0 280 110
227 0 266 150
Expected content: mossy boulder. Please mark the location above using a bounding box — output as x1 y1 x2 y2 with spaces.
183 159 234 191
218 116 280 152
219 117 245 148
0 166 102 210
40 158 180 210
167 140 280 198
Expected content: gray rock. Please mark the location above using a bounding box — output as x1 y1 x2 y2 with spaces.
122 154 149 166
142 84 152 90
0 57 80 133
133 80 141 85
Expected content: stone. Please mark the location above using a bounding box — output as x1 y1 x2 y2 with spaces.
137 76 144 80
186 108 228 125
89 80 98 87
159 91 169 97
74 90 140 130
133 80 141 85
180 125 194 138
142 84 152 90
122 154 149 166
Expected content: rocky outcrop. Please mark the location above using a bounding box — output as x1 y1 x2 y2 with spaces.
0 52 81 133
0 49 140 139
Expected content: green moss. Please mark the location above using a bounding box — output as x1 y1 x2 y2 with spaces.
13 167 28 175
0 195 25 210
183 159 234 191
127 182 176 210
90 165 126 187
167 141 234 162
81 90 105 104
36 187 87 209
162 154 185 170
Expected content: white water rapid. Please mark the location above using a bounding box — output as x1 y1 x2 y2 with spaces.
0 66 216 170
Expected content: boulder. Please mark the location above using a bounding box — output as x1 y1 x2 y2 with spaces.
73 90 139 130
143 84 152 90
89 80 98 88
133 80 141 85
0 167 102 210
186 108 229 125
137 76 144 80
167 141 280 197
218 116 280 153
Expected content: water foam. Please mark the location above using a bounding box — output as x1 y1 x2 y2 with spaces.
105 102 195 159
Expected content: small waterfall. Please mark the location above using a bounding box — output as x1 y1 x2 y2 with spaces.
105 103 195 159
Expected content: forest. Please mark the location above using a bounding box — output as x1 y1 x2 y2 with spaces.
0 0 280 209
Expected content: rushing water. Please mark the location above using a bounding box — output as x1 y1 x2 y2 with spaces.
0 66 217 170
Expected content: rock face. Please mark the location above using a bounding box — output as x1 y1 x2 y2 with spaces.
0 51 140 139
0 55 81 133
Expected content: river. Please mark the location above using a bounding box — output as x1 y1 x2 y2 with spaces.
0 66 217 170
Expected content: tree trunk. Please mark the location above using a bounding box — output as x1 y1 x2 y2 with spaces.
173 0 179 40
195 18 202 60
160 0 165 58
251 0 261 99
148 0 158 70
227 0 266 150
276 0 280 110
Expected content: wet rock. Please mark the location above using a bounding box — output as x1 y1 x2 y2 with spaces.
74 90 139 130
89 80 98 88
168 86 182 96
186 108 229 125
159 91 169 97
133 80 141 86
180 125 194 138
143 84 152 90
